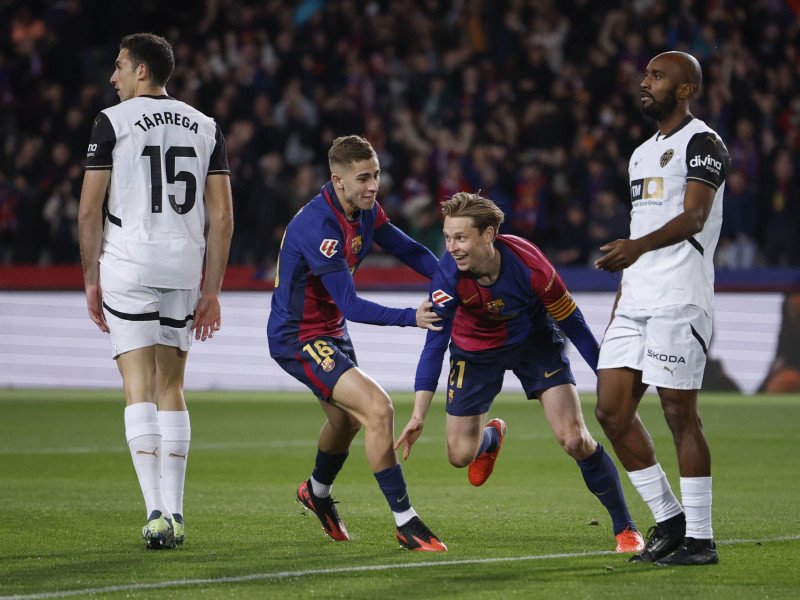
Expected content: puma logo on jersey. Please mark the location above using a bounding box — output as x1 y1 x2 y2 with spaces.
432 289 453 306
663 366 676 376
169 452 188 460
319 239 339 258
136 448 158 457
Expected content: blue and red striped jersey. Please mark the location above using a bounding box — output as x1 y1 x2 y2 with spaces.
268 181 436 355
430 234 577 351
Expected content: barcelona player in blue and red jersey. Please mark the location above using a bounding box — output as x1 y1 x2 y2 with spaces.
395 192 645 553
268 136 446 551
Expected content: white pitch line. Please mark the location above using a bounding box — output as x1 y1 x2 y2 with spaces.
1 535 798 600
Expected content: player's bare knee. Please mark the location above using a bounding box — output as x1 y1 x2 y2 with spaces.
559 432 592 459
447 451 473 469
366 394 394 432
446 440 474 468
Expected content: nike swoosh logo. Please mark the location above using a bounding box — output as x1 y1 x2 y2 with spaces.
544 369 562 378
397 493 408 503
462 293 479 304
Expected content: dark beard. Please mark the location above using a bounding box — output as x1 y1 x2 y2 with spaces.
641 88 678 121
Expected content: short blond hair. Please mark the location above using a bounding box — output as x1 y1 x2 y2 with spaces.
441 192 505 236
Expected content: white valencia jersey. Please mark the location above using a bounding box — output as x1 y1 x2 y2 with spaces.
85 95 230 289
620 116 730 315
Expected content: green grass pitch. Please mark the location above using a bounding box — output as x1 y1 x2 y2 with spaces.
1 389 799 599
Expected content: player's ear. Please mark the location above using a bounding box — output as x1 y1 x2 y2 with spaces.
677 82 694 100
331 172 343 189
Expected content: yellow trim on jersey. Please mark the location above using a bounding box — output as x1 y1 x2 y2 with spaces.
544 291 576 321
686 175 719 190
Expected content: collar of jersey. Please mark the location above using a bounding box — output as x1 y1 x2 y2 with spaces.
656 114 694 141
321 181 360 222
138 94 172 100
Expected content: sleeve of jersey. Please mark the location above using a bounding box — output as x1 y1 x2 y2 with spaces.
533 261 599 372
556 305 600 373
85 112 115 170
320 269 416 326
208 123 231 175
374 220 439 279
414 320 452 392
685 132 730 190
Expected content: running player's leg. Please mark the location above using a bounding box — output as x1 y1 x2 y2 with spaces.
540 383 642 551
329 368 446 550
445 351 505 485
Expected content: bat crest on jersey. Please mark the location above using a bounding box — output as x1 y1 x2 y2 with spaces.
660 149 674 167
486 299 505 313
320 239 339 258
431 290 453 306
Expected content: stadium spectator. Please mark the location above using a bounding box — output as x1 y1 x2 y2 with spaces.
0 2 798 268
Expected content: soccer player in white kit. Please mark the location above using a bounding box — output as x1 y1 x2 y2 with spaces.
594 52 730 566
78 33 233 549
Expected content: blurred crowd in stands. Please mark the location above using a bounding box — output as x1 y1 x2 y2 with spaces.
1 0 799 272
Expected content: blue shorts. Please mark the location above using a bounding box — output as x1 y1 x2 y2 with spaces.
446 334 575 416
273 335 358 402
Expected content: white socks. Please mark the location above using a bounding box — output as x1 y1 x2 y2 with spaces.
628 465 714 539
681 476 713 539
310 476 332 499
124 404 191 519
124 403 169 518
627 464 684 522
393 507 419 527
158 410 191 518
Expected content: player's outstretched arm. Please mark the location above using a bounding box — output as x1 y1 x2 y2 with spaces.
374 222 439 279
192 173 233 341
395 390 435 460
78 169 111 333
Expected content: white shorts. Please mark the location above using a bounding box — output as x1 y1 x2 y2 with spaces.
100 263 200 358
597 304 712 390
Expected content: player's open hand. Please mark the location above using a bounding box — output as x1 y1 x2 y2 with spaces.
192 293 222 341
594 238 645 273
85 283 109 333
416 300 442 331
394 416 425 460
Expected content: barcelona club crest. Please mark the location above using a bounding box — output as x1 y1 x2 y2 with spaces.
660 149 674 168
351 235 362 254
486 299 505 313
321 357 336 373
448 389 454 403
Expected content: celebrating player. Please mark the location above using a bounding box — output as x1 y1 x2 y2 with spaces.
267 135 446 551
594 51 730 566
78 33 233 549
395 192 645 554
